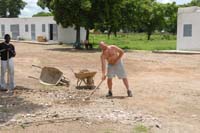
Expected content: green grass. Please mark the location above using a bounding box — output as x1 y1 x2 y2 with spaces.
0 107 10 113
132 124 149 133
89 33 176 51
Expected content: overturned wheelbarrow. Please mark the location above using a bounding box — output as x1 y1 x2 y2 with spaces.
29 65 70 87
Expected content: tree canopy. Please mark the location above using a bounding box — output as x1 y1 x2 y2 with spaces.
38 0 92 45
32 11 53 17
37 0 195 41
0 0 26 17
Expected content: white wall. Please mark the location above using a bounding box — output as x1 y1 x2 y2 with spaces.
177 7 200 50
58 26 86 43
0 17 86 43
0 17 56 40
58 25 76 43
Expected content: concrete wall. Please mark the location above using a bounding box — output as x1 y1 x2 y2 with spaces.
58 26 86 44
0 17 86 43
177 7 200 50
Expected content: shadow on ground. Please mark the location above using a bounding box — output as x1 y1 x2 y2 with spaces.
46 47 100 53
76 86 97 90
106 96 127 99
0 86 44 125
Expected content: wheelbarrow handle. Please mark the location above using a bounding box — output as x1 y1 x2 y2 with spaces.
89 80 104 96
28 76 39 80
32 65 42 69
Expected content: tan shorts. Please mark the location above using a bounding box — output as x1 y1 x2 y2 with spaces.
107 60 127 79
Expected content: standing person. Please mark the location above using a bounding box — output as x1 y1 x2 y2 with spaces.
0 34 16 93
99 41 132 97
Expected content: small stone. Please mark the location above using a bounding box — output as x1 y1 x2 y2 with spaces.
52 114 59 118
10 119 17 122
156 124 161 128
26 114 31 117
31 114 36 117
191 115 197 118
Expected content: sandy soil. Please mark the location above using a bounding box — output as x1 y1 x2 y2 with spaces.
0 42 200 133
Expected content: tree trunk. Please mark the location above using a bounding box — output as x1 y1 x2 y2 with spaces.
108 29 112 39
147 32 151 40
74 25 81 49
86 29 90 41
114 30 117 37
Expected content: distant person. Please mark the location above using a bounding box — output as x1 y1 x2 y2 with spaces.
99 41 132 97
0 34 16 93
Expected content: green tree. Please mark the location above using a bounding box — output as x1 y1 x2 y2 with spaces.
135 0 165 40
38 0 91 46
120 0 166 39
120 0 137 32
163 2 178 34
32 11 53 17
94 0 123 38
189 0 200 6
0 0 26 17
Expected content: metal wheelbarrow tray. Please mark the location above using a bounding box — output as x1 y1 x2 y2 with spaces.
73 69 97 88
31 65 70 86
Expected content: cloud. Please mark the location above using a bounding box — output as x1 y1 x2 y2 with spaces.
157 0 191 4
19 0 49 17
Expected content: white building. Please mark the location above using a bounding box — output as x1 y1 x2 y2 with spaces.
177 6 200 51
0 17 86 43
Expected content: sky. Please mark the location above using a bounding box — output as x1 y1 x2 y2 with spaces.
19 0 49 17
19 0 192 17
157 0 191 4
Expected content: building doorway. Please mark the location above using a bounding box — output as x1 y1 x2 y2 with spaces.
49 24 58 41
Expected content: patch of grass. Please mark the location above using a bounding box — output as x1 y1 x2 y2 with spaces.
0 107 10 113
104 129 114 133
89 33 176 51
132 124 149 133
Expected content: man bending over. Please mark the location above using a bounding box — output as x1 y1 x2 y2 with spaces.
99 41 132 97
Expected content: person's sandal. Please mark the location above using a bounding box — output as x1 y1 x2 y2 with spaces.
106 91 113 97
127 90 133 97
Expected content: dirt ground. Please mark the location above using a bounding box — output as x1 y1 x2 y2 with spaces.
0 42 200 133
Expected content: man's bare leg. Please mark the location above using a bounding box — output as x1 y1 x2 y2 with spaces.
122 78 129 90
106 78 113 97
122 78 133 97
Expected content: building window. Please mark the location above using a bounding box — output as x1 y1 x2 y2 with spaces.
1 25 5 38
42 24 45 32
25 24 28 32
10 24 20 40
183 24 192 37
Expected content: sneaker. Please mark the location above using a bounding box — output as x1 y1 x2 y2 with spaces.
127 90 133 97
106 91 113 97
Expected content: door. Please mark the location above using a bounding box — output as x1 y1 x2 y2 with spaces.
31 24 36 40
10 24 20 40
49 24 58 41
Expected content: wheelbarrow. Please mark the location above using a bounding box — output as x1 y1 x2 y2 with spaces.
29 65 70 86
72 69 97 89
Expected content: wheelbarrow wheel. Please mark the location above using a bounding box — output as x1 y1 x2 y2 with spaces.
59 77 70 87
